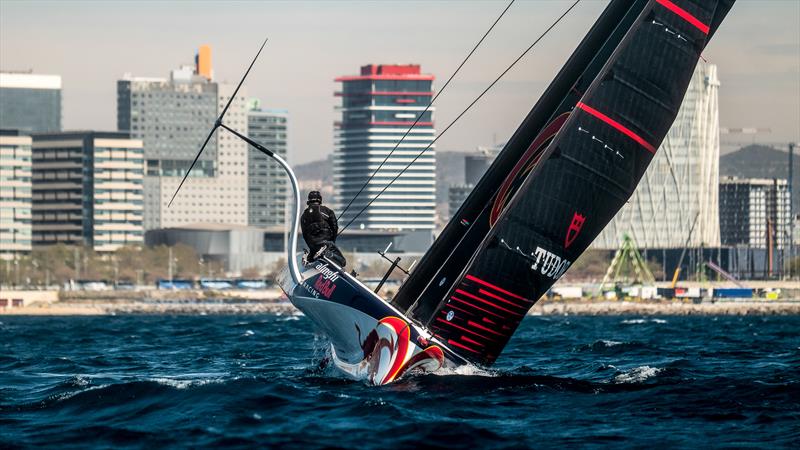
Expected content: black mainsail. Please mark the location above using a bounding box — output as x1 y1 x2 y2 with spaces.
392 0 735 365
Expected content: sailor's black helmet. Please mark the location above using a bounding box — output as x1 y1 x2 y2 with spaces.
307 190 322 205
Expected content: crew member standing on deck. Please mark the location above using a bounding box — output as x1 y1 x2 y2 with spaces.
300 191 346 266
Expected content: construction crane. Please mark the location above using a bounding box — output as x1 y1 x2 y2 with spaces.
670 212 700 288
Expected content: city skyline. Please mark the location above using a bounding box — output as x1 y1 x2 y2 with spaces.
1 1 797 165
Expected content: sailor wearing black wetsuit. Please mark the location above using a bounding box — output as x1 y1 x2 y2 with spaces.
300 191 346 266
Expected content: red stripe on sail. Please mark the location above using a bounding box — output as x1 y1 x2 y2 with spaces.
449 296 505 319
467 320 506 337
576 102 656 154
455 289 524 317
448 339 481 354
461 336 485 347
478 288 529 310
655 0 710 34
435 317 500 342
442 303 477 317
465 274 532 302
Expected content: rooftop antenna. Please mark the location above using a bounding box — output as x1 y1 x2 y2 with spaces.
168 37 269 207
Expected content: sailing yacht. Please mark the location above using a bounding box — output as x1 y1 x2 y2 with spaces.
173 0 737 385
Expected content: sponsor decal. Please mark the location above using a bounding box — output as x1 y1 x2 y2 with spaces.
314 262 340 282
313 276 337 299
530 246 572 280
564 212 585 249
446 310 455 321
300 262 340 299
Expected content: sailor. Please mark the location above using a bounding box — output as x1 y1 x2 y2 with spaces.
300 191 346 266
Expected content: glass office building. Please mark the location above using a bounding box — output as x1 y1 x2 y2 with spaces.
247 102 288 228
117 46 249 230
0 72 61 133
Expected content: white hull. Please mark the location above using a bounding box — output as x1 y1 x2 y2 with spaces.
291 290 451 385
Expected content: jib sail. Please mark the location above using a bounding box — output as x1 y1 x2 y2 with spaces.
392 0 735 365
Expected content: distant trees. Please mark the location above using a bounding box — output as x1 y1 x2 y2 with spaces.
1 244 228 288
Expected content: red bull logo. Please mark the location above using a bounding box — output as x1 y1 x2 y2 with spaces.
313 276 337 299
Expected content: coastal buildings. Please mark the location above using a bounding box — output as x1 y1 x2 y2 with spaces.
0 72 61 133
719 177 791 249
117 45 249 230
595 62 721 249
31 131 144 251
447 148 498 220
0 130 33 259
333 64 436 231
247 101 288 228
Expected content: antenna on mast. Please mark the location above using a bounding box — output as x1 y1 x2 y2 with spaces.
168 37 269 207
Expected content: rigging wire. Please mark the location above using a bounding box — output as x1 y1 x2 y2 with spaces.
168 37 269 207
338 0 582 235
336 0 516 222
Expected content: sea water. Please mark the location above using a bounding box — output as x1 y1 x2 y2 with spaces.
2 315 798 448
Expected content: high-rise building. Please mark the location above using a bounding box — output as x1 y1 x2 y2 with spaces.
117 45 249 230
594 62 721 249
247 100 288 228
0 72 61 133
31 131 144 251
333 64 436 231
0 130 33 259
719 177 791 249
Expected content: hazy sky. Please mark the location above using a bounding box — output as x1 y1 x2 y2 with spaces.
1 0 798 164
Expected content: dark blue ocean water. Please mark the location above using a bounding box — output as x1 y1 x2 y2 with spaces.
1 314 798 448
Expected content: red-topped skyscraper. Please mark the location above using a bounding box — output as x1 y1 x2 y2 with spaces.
334 64 436 231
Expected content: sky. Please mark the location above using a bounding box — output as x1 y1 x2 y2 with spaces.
1 0 798 164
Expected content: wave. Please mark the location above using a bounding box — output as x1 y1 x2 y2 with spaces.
621 318 668 324
613 365 663 383
574 339 645 353
148 377 223 390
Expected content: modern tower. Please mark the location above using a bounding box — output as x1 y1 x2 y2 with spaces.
333 64 436 231
594 62 722 249
0 72 61 133
117 45 249 230
719 177 791 249
0 130 33 260
247 100 288 228
31 131 144 251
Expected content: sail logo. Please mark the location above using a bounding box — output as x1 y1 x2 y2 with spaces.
531 246 572 280
564 212 585 249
